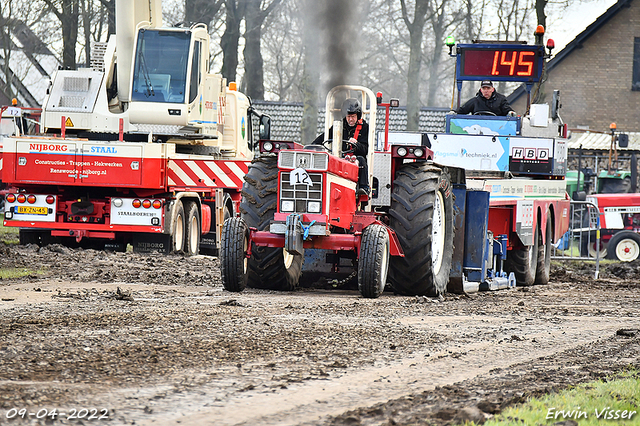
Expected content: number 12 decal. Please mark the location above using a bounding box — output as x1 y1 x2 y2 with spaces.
290 168 312 186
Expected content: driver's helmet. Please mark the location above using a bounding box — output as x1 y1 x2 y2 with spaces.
342 98 362 120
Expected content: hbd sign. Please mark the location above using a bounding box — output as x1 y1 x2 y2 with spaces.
508 137 555 174
511 147 549 161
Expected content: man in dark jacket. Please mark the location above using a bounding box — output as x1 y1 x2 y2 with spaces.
313 98 370 195
456 80 516 116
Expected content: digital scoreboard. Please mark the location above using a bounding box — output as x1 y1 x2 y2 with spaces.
456 44 544 83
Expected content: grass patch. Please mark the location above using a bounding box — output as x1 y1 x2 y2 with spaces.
478 370 640 425
0 267 42 279
0 213 19 244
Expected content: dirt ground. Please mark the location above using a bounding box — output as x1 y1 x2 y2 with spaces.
0 241 639 426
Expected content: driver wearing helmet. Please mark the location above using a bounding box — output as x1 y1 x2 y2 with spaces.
313 98 371 195
456 80 516 116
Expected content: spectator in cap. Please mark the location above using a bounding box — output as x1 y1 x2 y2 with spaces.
455 80 516 116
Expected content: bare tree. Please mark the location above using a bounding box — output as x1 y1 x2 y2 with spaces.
243 0 283 100
0 0 57 105
400 0 430 130
359 0 410 105
261 1 303 100
80 0 92 67
184 0 224 26
220 0 244 83
0 1 18 101
535 0 546 30
423 0 466 106
43 0 80 69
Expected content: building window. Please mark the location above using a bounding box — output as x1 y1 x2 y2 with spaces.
633 38 640 91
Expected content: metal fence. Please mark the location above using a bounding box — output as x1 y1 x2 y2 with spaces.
551 200 602 278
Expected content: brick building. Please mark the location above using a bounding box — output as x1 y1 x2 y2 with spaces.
509 0 640 134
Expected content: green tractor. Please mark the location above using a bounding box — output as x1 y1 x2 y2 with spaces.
567 130 637 199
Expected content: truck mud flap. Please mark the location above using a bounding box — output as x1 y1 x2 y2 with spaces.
199 231 218 255
133 233 171 254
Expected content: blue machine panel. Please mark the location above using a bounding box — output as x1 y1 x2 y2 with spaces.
463 190 490 283
446 115 520 136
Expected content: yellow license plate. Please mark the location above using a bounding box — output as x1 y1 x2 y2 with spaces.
16 206 48 215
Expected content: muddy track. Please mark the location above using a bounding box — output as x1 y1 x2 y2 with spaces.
0 243 639 425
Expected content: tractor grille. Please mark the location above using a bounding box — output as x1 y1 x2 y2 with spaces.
279 151 328 170
280 172 323 213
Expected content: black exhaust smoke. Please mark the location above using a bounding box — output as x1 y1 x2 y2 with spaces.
320 0 359 91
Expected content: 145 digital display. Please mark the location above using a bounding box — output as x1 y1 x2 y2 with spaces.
460 46 543 81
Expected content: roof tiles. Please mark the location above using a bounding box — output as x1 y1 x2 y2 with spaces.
252 100 448 143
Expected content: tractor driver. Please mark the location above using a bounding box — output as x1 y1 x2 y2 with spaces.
455 80 517 116
313 98 370 195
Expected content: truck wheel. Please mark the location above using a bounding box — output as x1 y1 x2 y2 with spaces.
534 213 552 285
358 224 390 298
184 201 201 256
506 224 538 286
388 163 454 296
606 231 640 262
221 217 249 292
240 156 302 290
171 200 186 253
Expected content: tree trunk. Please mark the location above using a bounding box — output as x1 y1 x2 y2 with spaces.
243 0 264 100
185 0 223 26
220 0 243 83
243 0 282 100
60 0 79 69
402 0 429 131
0 8 15 101
82 0 91 68
536 0 547 31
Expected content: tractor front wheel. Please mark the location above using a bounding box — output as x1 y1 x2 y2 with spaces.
388 163 454 297
240 156 303 290
220 217 249 292
358 224 390 298
606 231 640 262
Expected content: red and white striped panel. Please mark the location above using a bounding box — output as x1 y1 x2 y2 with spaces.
168 159 249 189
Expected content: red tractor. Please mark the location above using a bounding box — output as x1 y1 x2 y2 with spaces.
220 86 456 298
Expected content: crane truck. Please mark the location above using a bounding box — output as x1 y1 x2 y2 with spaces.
2 0 268 254
220 37 571 297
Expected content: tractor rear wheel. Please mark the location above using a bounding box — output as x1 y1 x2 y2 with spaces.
240 156 302 290
358 224 390 298
220 217 249 292
506 224 538 286
388 163 454 297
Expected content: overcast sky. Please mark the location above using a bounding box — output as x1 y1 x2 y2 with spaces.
548 0 618 52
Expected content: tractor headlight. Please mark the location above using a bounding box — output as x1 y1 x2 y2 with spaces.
414 147 424 157
397 147 408 157
308 201 321 213
263 141 273 152
281 200 294 212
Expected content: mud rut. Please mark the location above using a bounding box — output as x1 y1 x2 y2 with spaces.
0 243 639 425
